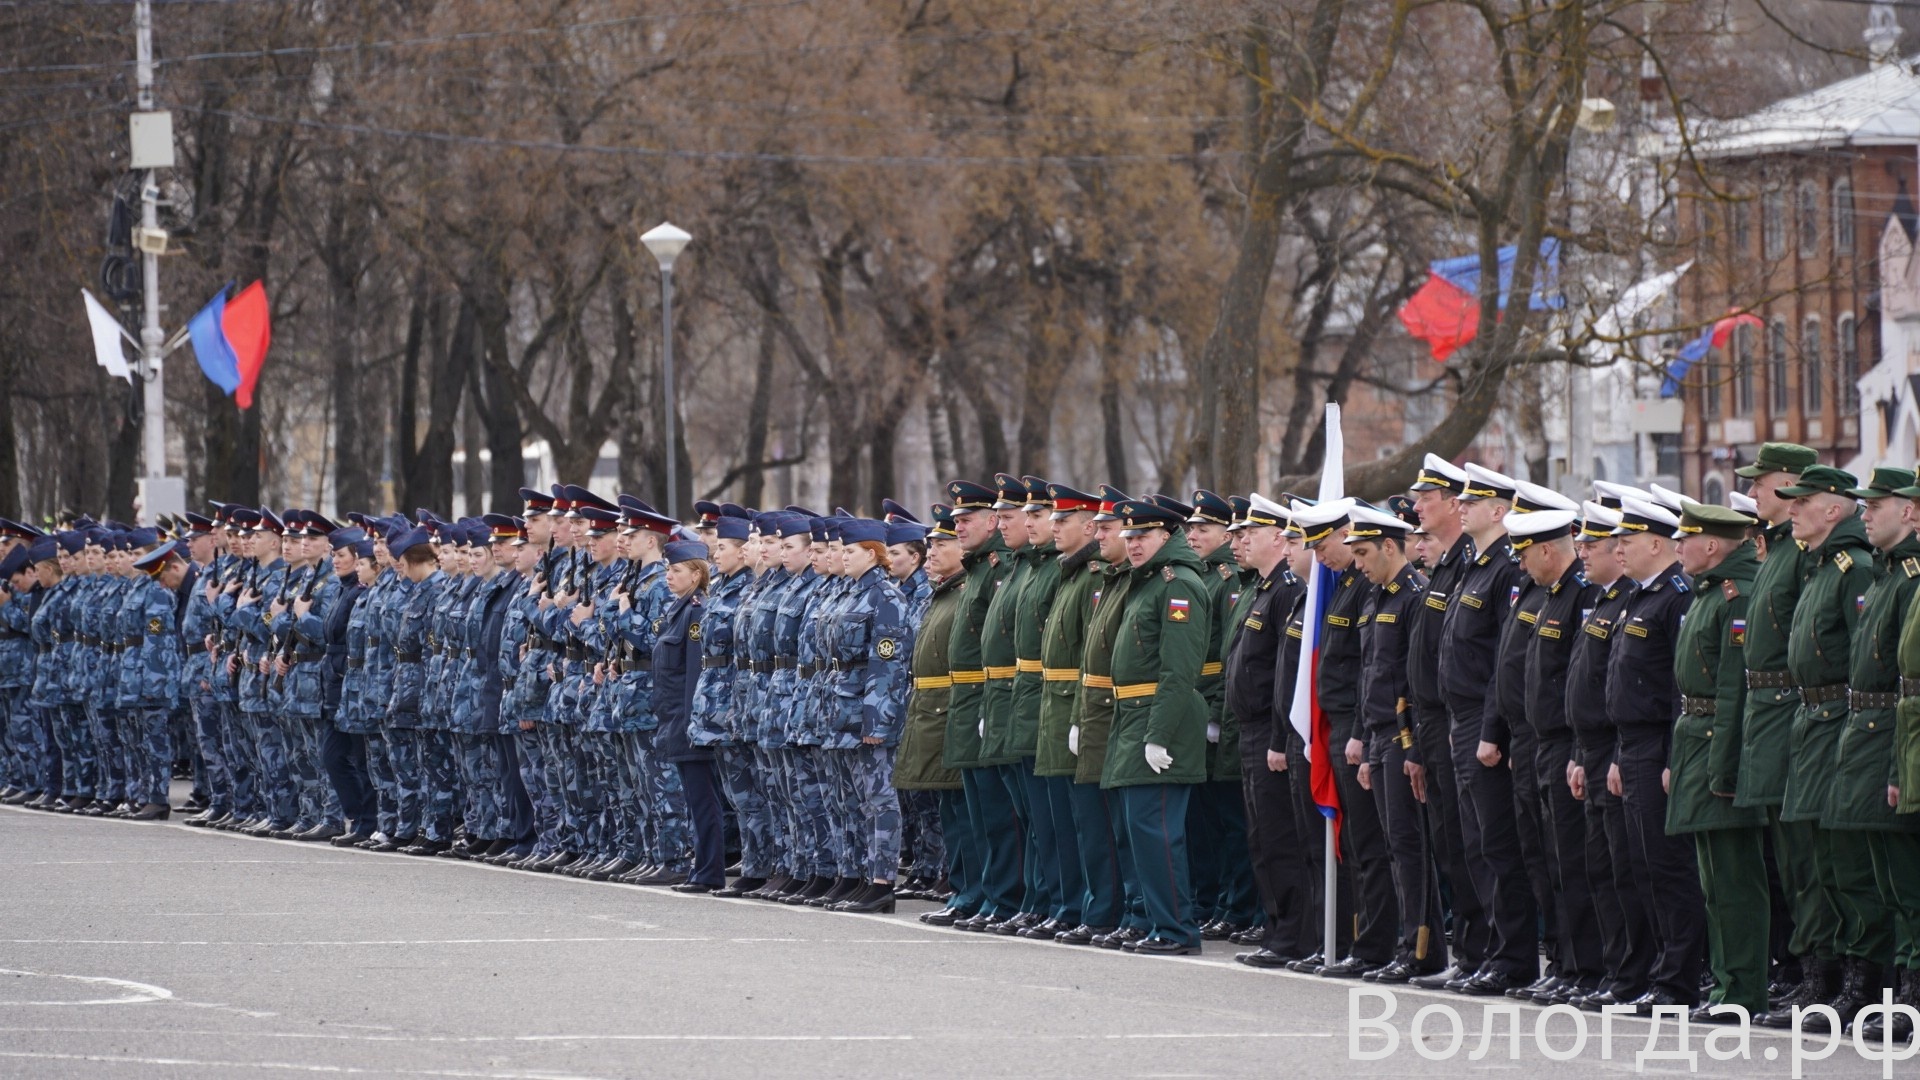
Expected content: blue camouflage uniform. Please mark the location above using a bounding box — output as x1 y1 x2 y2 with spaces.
694 563 765 880
235 555 292 826
31 560 86 800
825 555 914 881
384 563 437 841
611 553 691 874
116 562 183 807
743 556 792 881
0 571 45 795
770 558 826 886
181 553 231 815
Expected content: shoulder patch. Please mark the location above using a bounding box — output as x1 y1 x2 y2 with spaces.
1162 565 1177 582
1722 579 1740 600
1835 550 1854 573
875 637 899 660
148 616 164 635
1671 575 1689 593
1729 618 1746 647
1166 597 1191 622
1905 557 1920 579
689 621 701 641
1385 581 1400 594
1218 563 1233 580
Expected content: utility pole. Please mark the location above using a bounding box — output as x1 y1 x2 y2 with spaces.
130 0 184 522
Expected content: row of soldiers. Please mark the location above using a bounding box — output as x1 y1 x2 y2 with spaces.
2 447 1917 1037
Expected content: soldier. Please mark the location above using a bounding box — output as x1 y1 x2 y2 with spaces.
1184 489 1258 940
27 534 84 811
1667 498 1768 1023
884 512 943 898
233 510 292 835
654 539 725 893
1435 464 1535 995
761 511 827 901
120 536 187 819
689 512 766 894
1078 487 1150 948
1099 498 1210 955
279 512 344 840
0 542 44 806
1349 501 1444 983
322 527 377 846
449 517 522 858
908 506 978 925
1007 476 1071 935
380 525 438 850
1605 497 1700 1013
1763 465 1880 1030
1228 494 1314 969
1404 455 1489 992
1032 483 1104 941
1875 473 1920 1042
977 473 1042 930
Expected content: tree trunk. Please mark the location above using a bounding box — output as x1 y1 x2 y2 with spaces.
461 372 485 515
394 278 429 509
406 295 470 513
477 300 526 514
0 352 17 518
104 380 139 521
739 307 779 507
329 269 372 514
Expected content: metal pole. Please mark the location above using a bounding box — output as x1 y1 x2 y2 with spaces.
136 0 165 490
1324 817 1337 963
661 267 678 522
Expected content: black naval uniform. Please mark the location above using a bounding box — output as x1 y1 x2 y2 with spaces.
1319 563 1396 973
1492 575 1548 980
1275 584 1351 963
1225 567 1312 959
1525 560 1605 995
1407 533 1485 984
1439 532 1537 987
1361 561 1444 977
1607 561 1704 1006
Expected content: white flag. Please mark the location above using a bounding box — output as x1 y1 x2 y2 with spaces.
82 289 135 383
1591 261 1691 341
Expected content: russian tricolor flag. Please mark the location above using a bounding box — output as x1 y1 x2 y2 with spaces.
187 280 272 409
1289 403 1345 849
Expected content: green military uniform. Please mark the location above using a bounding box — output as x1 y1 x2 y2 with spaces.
1036 543 1099 780
1076 544 1141 937
896 571 964 792
1876 475 1920 1036
1101 503 1211 951
1007 506 1066 927
1666 501 1767 1014
1028 505 1100 934
1731 444 1837 992
1777 466 1880 1025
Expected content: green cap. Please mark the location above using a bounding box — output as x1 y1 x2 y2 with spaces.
1845 466 1917 500
1674 498 1757 541
1776 465 1857 498
1734 442 1818 479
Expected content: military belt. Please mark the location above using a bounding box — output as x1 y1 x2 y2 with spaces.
1080 674 1113 690
1679 696 1717 717
48 631 62 644
503 675 516 689
984 665 1018 680
1903 677 1920 698
186 641 209 656
564 645 588 662
1015 659 1043 674
1851 690 1900 711
292 650 325 663
394 650 421 663
829 658 867 673
949 669 987 684
797 663 818 679
1800 683 1848 706
1199 661 1224 676
1114 682 1158 700
701 656 732 669
1041 667 1080 682
0 629 26 640
913 675 952 690
348 658 365 669
733 655 750 671
750 660 775 674
1746 669 1795 689
619 655 652 674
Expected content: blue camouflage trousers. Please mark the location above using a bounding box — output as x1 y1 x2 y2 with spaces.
627 730 691 869
88 704 125 803
53 703 95 799
902 790 945 880
754 746 796 878
457 732 507 840
3 689 51 793
222 702 265 818
368 727 424 839
418 728 461 842
122 707 172 806
847 744 901 881
574 731 615 856
717 744 772 879
792 746 839 881
516 726 561 854
252 710 297 825
536 723 580 853
827 750 861 879
190 699 232 813
288 714 342 828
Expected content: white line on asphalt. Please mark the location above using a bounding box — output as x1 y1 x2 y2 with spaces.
0 937 709 946
0 1051 611 1079
0 968 173 1006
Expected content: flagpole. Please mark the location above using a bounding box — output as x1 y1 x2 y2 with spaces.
1324 818 1337 963
136 0 165 494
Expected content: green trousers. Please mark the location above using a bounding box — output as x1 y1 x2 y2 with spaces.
1824 827 1893 961
1696 826 1770 1013
1770 808 1838 960
1869 831 1920 970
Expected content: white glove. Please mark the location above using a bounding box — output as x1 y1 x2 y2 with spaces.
1206 722 1221 744
978 720 985 738
1145 742 1173 773
1068 725 1080 755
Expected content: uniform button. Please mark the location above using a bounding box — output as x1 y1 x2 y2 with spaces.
1705 729 1713 737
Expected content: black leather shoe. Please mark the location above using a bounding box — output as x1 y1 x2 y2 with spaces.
919 907 968 927
1229 927 1265 946
1018 918 1065 940
715 877 766 898
1409 963 1467 990
1056 925 1108 946
1630 989 1693 1015
782 876 832 905
401 839 451 856
953 914 993 933
670 881 719 894
1286 952 1326 974
626 868 689 887
1318 956 1379 979
1689 1004 1743 1025
1235 948 1294 970
1445 965 1491 993
985 916 1024 936
1462 971 1534 997
587 858 637 882
833 884 897 914
127 803 170 821
1202 921 1246 942
809 878 858 908
1366 959 1420 984
1509 974 1558 1001
1131 937 1193 956
297 823 345 842
331 830 374 848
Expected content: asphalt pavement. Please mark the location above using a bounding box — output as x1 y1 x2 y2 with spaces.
0 793 1902 1079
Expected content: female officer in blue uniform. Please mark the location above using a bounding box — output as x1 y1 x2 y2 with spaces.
653 540 727 894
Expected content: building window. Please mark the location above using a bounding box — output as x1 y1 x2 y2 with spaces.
1763 187 1787 258
1838 313 1860 415
1798 180 1821 257
1734 323 1755 416
1731 198 1751 255
1769 317 1790 414
1802 316 1823 415
1834 177 1855 255
1702 357 1721 419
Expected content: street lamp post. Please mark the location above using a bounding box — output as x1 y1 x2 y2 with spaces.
641 222 692 521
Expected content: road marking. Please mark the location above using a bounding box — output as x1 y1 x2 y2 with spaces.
0 969 173 1006
0 937 709 946
0 1052 611 1079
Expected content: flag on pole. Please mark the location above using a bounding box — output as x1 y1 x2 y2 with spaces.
186 280 272 409
81 289 135 383
1289 403 1346 846
1660 311 1764 398
1398 240 1564 362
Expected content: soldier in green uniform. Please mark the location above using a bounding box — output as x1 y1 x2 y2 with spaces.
940 480 1020 932
1872 473 1920 1042
1007 475 1067 935
1667 499 1768 1022
1763 465 1880 1031
1730 442 1831 1013
905 507 976 927
1101 499 1211 955
1079 486 1147 948
1033 483 1105 942
977 473 1041 930
1820 467 1920 1037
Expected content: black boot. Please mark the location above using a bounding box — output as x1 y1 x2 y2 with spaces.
1859 967 1919 1044
833 882 896 914
1801 957 1879 1035
1759 957 1842 1028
